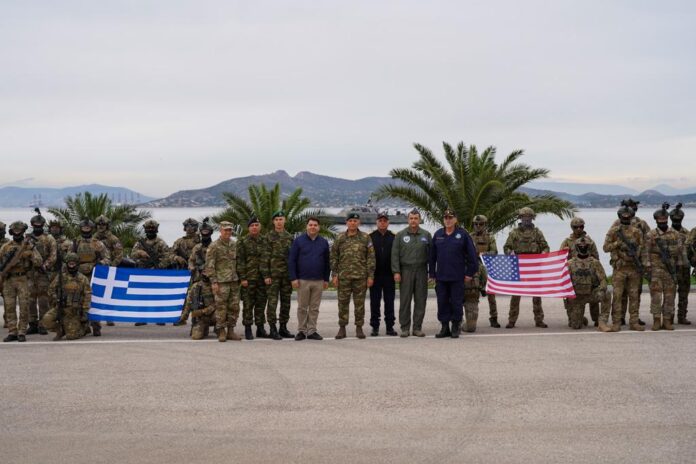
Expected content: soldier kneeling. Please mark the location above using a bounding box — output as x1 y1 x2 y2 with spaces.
41 253 91 341
568 238 613 331
190 280 216 340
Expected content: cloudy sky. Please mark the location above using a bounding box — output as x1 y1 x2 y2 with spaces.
1 0 694 197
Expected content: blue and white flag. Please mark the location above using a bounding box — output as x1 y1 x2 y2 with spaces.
88 265 191 324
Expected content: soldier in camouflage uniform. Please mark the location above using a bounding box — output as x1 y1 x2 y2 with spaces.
669 204 691 325
560 217 600 327
205 221 242 342
330 212 376 339
1 222 43 342
264 211 295 340
72 219 110 335
567 237 613 331
611 199 650 326
41 253 91 341
131 219 172 326
48 220 73 256
187 219 215 338
645 205 686 331
26 210 57 335
603 206 645 332
0 221 9 329
503 207 549 328
171 218 201 326
237 216 269 340
463 264 487 333
471 215 500 328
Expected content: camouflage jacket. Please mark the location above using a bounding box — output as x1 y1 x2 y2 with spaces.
568 256 607 296
237 234 268 281
673 227 690 269
172 233 200 266
645 228 686 272
28 233 57 270
559 232 600 259
330 230 376 280
205 238 239 284
504 225 549 255
95 231 124 266
188 242 210 283
0 239 43 275
265 229 293 278
53 235 73 257
131 237 171 269
611 217 650 237
72 238 111 276
686 228 696 267
472 230 497 256
603 224 644 270
49 271 91 314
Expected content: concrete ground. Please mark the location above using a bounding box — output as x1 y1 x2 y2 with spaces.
1 294 695 464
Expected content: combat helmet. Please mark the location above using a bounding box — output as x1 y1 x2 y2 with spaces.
473 215 488 224
199 217 214 234
30 208 46 227
669 203 684 221
143 219 159 231
64 252 80 264
617 205 633 220
95 215 110 227
574 236 591 257
79 218 95 229
9 221 28 235
570 217 585 228
653 203 669 221
518 207 536 218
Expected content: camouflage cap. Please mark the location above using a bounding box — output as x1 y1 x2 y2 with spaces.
443 209 456 217
9 221 28 234
219 221 234 230
346 212 360 221
272 210 285 219
570 217 585 228
64 252 79 263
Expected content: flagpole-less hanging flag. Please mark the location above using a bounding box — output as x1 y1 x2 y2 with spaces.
88 265 191 324
481 250 575 298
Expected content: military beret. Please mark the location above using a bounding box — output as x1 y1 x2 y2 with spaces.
346 212 360 221
377 212 389 220
219 221 234 230
247 216 260 227
272 210 285 219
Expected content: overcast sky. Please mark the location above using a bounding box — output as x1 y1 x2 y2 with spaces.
1 0 694 197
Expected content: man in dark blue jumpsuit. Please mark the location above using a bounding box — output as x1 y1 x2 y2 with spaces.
429 209 479 338
369 213 396 336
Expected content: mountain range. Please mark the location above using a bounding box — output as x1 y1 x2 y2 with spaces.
0 185 155 208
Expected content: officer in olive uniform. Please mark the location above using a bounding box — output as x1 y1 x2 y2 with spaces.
560 217 601 327
41 252 91 341
1 222 43 342
72 219 110 335
330 212 376 340
264 211 295 340
669 204 691 325
603 206 645 332
238 216 269 340
645 204 686 331
567 237 612 331
471 215 500 328
26 209 57 335
503 207 550 329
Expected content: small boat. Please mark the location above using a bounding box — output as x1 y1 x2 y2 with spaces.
319 200 409 225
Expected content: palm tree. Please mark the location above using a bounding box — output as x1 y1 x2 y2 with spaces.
374 141 575 233
213 183 335 238
48 192 152 250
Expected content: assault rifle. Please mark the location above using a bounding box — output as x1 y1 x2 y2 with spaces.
188 284 205 337
616 228 647 281
137 239 161 269
655 238 678 283
0 241 29 288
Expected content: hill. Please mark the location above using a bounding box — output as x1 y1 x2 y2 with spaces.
0 184 155 208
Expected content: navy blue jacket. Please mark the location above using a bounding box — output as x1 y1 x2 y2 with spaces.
289 233 331 282
429 226 479 281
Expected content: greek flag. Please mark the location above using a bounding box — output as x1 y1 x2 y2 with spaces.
88 265 191 323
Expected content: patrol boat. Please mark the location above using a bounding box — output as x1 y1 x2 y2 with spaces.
319 200 409 225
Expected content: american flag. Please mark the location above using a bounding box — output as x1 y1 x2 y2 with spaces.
481 250 575 298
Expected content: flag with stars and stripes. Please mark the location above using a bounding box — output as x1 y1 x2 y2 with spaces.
88 265 191 323
481 250 575 298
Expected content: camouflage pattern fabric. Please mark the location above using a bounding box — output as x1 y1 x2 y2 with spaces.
337 277 367 326
0 240 42 335
171 233 200 269
504 225 549 324
72 238 110 276
332 231 375 327
265 229 294 325
42 271 91 340
94 230 124 267
131 237 170 269
604 223 644 325
645 227 685 318
190 280 216 340
673 226 691 319
568 256 611 327
214 282 240 331
473 230 498 319
27 233 57 328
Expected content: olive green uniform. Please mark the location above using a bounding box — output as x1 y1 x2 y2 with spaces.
0 240 43 336
331 231 376 327
391 227 431 333
265 229 294 325
237 234 268 326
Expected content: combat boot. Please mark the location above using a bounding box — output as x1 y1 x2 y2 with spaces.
489 317 500 328
466 319 477 333
651 316 662 331
244 325 254 340
226 328 242 340
269 324 282 340
450 321 460 338
17 334 26 342
3 334 18 342
92 324 101 337
356 326 366 339
435 322 451 338
370 326 379 337
677 316 691 325
218 327 227 342
335 326 347 339
611 322 621 332
638 318 646 326
505 321 515 329
256 324 269 338
53 327 64 341
662 317 674 331
38 325 48 335
26 322 39 335
386 326 398 336
629 322 645 331
535 321 548 328
597 321 612 333
279 323 294 338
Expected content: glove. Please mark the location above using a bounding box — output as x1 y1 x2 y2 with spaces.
191 310 203 319
480 288 487 297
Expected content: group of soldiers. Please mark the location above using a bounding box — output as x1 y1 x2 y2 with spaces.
1 198 695 342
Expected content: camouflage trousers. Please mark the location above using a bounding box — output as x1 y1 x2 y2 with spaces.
613 267 641 325
508 296 544 324
28 271 50 327
266 275 292 325
242 280 267 326
41 306 84 340
214 281 240 331
564 299 600 324
337 277 367 327
464 291 479 322
676 265 691 319
620 271 644 321
649 267 677 318
190 281 216 339
487 294 498 319
2 275 31 336
571 292 612 328
179 280 197 322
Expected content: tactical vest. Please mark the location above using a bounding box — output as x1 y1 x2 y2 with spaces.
513 228 541 254
30 235 50 260
473 233 492 254
63 277 84 306
569 259 596 295
649 230 681 269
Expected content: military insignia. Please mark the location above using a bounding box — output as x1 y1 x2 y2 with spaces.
456 233 461 239
403 236 411 243
420 237 428 242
